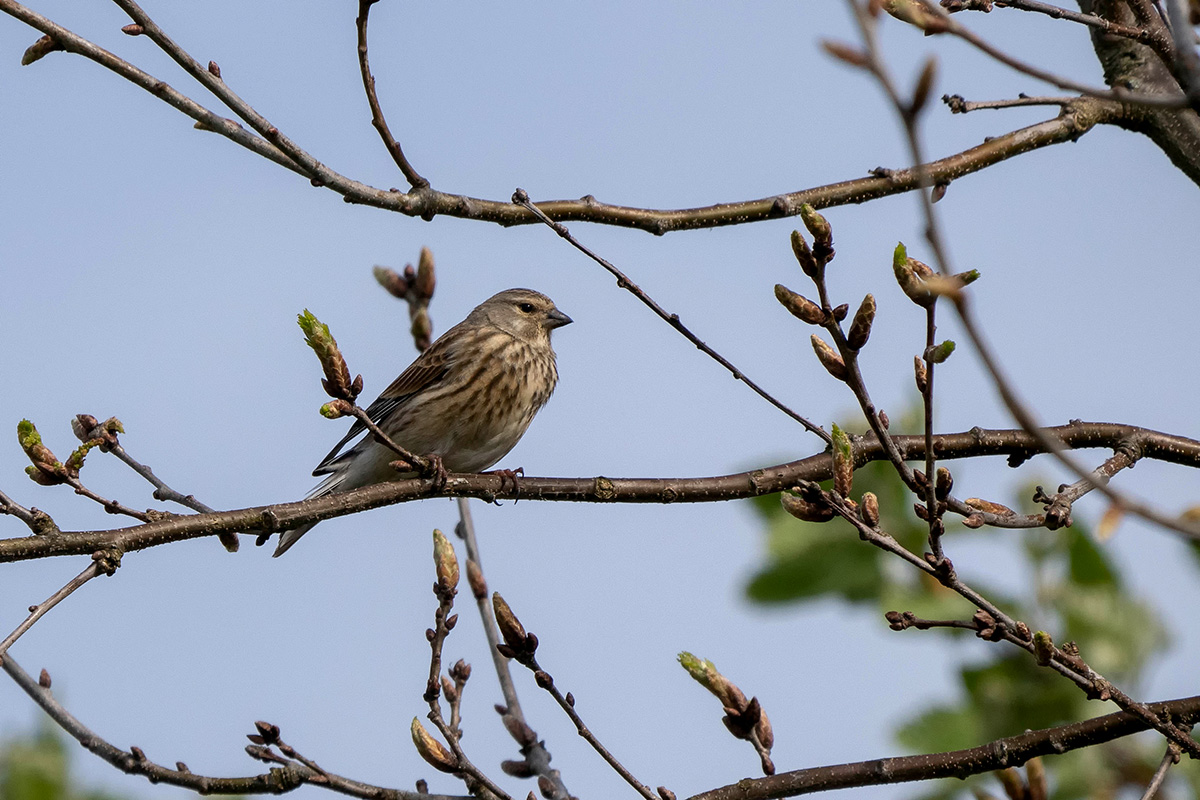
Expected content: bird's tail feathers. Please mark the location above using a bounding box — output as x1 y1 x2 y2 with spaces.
272 472 347 557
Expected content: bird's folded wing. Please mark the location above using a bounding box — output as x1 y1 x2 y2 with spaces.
310 336 456 476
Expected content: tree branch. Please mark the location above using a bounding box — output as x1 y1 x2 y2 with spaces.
3 422 1199 563
687 695 1200 800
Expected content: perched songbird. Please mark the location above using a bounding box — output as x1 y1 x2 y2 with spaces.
274 288 572 557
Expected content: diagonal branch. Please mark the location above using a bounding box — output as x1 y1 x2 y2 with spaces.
687 695 1200 800
1 655 468 800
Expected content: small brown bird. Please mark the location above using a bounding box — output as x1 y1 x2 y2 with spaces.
274 288 572 556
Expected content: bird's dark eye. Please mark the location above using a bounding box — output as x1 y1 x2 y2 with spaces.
518 302 535 313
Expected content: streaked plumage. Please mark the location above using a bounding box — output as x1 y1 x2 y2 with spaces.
274 288 571 556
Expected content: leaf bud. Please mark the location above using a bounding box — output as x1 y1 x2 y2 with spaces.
811 336 848 381
789 230 819 278
432 529 459 595
781 491 835 522
410 718 457 773
860 492 880 526
774 284 824 325
846 294 876 350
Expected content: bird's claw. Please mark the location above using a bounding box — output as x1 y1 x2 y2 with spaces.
424 454 447 491
490 467 524 504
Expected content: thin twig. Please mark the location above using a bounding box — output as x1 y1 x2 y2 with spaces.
109 444 214 513
943 93 1076 112
456 499 571 799
1138 742 1181 800
0 488 53 532
946 0 1173 59
0 654 460 800
63 477 152 522
525 658 659 800
355 0 428 189
917 0 1190 107
513 188 831 444
0 561 105 657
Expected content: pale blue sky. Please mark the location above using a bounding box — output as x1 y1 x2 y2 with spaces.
2 3 1199 799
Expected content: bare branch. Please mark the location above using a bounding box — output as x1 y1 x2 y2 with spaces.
1 655 466 800
687 695 1200 800
355 0 429 189
4 422 1200 563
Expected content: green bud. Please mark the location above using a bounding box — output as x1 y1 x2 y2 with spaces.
298 309 356 401
1032 630 1054 665
832 423 853 497
927 340 956 363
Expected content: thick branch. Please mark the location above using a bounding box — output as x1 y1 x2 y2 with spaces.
688 695 1200 800
3 422 1199 563
0 0 1128 231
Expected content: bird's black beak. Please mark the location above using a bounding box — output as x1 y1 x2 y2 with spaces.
546 308 573 329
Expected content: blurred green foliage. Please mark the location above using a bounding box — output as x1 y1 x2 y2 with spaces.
747 438 1198 799
0 721 128 800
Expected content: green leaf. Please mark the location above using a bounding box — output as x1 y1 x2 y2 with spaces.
747 535 883 603
1066 528 1119 587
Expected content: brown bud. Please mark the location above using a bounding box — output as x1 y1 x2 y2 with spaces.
789 230 819 278
811 336 848 381
501 760 535 778
121 24 144 36
910 55 938 116
935 467 952 500
965 497 1015 517
781 491 835 522
962 513 985 528
832 303 849 322
931 182 948 203
492 593 527 650
820 40 870 68
410 718 458 773
373 265 409 298
878 410 890 430
846 294 876 350
774 284 824 325
754 705 775 751
658 788 677 800
860 492 880 526
21 34 63 66
432 529 459 595
537 776 556 799
882 0 951 31
415 247 436 300
207 60 222 78
914 356 928 393
38 669 51 688
71 414 99 443
467 559 487 600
